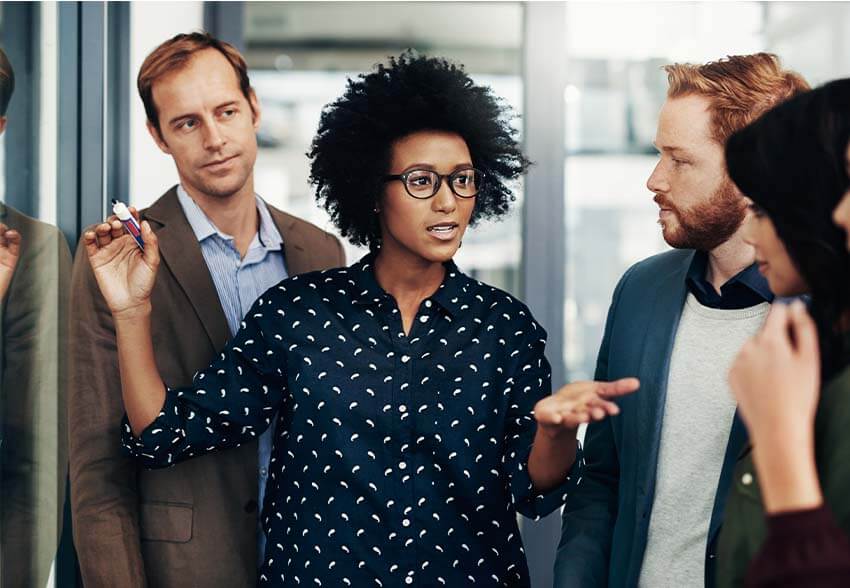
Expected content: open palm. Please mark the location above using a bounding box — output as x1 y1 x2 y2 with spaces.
535 377 639 434
85 213 160 317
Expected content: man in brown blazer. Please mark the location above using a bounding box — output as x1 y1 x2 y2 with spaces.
68 33 344 587
0 48 71 588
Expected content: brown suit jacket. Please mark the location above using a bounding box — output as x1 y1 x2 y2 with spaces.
0 203 71 588
68 187 344 588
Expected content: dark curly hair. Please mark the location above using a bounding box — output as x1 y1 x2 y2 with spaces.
726 78 850 376
308 51 531 249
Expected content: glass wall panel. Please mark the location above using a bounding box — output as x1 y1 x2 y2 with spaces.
562 1 764 380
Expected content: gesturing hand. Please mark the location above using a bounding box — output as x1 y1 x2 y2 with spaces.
534 377 640 438
0 223 21 300
84 207 160 319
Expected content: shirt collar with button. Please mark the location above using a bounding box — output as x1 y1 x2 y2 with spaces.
685 250 774 310
350 250 466 318
176 184 284 252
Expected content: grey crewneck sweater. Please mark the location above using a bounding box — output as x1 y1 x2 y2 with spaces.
638 294 770 587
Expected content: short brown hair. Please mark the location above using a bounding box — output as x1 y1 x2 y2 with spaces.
665 53 809 145
0 48 14 116
137 31 252 135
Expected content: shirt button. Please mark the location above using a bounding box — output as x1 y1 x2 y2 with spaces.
742 473 753 486
260 467 268 477
399 461 407 470
402 518 411 527
399 405 408 414
405 577 413 585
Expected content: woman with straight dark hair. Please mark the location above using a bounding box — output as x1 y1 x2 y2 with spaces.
717 78 850 587
81 52 637 587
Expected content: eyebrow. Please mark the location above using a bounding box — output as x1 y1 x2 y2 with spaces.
653 143 694 157
401 162 474 173
167 101 240 127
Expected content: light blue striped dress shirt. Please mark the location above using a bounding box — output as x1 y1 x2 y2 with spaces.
176 185 287 566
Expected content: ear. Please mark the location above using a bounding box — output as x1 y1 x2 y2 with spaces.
249 89 262 131
147 120 172 155
0 117 7 136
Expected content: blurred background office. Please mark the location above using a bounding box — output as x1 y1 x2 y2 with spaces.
1 1 849 586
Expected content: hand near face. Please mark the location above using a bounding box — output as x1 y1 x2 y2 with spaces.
729 300 821 444
84 207 160 319
0 223 21 300
534 377 640 437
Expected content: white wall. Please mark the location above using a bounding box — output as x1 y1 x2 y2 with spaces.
129 1 203 208
764 2 850 84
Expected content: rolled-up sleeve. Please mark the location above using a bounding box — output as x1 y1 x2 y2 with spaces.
504 320 580 519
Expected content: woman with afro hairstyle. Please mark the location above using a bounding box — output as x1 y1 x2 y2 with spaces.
83 51 638 586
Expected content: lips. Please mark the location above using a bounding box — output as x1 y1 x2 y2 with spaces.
204 154 238 169
426 222 459 241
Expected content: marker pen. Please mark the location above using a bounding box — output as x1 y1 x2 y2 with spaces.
112 199 145 250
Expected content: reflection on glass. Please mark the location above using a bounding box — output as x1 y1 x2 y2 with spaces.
0 44 70 588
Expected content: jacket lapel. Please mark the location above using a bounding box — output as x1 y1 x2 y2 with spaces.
143 187 231 350
634 251 693 499
708 411 748 543
268 206 313 277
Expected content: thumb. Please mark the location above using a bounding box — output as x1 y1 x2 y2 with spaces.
788 300 819 362
141 221 160 268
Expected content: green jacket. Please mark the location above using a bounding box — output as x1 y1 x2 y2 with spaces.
716 363 850 587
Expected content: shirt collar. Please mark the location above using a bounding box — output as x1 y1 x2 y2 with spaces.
176 184 283 252
350 251 467 318
686 250 774 305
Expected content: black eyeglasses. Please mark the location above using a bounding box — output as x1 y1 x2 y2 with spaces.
383 168 484 199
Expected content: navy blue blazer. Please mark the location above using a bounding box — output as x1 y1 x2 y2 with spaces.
553 249 750 588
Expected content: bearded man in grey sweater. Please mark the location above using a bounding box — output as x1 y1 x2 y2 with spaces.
553 54 809 588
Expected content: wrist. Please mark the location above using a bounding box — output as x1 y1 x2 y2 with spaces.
752 438 823 513
751 423 815 456
113 301 153 323
536 423 578 444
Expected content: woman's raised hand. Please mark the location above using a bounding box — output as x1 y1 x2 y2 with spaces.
84 207 160 319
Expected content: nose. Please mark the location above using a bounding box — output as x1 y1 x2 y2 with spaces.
202 119 226 151
432 178 457 214
646 161 669 195
833 190 850 232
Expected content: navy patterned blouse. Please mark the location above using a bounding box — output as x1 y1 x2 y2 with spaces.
122 253 577 587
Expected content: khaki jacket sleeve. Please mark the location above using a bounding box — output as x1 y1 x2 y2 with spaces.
67 233 147 588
